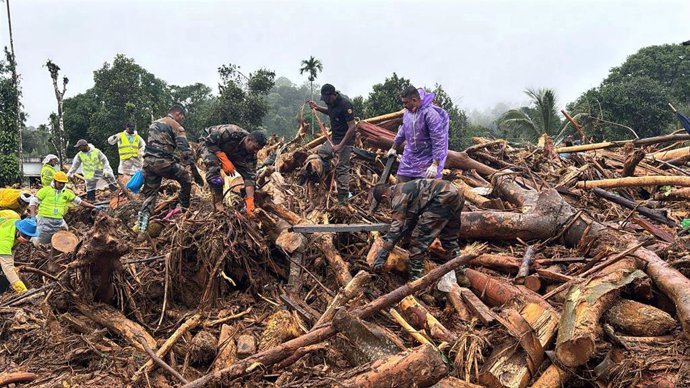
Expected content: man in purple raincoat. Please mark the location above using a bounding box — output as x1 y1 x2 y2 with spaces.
387 86 449 182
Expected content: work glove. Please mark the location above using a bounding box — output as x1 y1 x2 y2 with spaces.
11 280 28 293
208 176 224 188
95 204 108 211
245 197 255 219
425 163 439 179
386 147 397 157
372 247 391 272
216 152 235 174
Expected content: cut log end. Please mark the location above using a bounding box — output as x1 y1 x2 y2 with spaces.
555 336 595 368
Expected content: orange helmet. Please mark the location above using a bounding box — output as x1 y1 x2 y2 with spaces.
53 171 69 183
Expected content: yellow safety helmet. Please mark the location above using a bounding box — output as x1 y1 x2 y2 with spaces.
53 171 69 183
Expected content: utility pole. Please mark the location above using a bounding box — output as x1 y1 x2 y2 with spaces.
5 0 23 177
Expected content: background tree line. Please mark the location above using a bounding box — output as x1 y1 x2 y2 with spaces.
3 43 690 184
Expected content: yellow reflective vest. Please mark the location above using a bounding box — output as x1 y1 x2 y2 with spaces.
0 217 16 256
77 148 104 179
35 186 77 219
118 132 142 161
41 164 56 187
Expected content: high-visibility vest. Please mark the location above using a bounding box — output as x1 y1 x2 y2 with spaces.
77 148 104 179
118 132 141 161
35 186 77 219
0 218 16 255
0 210 19 220
41 164 56 187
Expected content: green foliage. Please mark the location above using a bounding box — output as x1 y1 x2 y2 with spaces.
499 88 563 143
208 64 276 131
22 125 53 157
263 77 316 139
0 48 21 185
568 44 690 141
364 73 410 117
170 83 215 140
430 84 471 150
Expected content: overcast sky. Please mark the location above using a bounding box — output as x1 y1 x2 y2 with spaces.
4 0 690 127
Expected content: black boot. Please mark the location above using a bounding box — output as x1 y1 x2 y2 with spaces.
408 259 424 282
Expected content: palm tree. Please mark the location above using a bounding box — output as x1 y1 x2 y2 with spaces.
299 56 323 135
499 88 565 143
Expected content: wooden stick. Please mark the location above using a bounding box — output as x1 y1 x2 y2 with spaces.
0 372 39 386
577 175 690 189
136 334 189 384
132 313 202 383
312 270 370 329
389 308 433 346
515 246 535 284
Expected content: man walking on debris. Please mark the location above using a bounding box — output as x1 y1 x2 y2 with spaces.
29 171 103 246
41 154 60 187
0 214 39 293
107 123 145 186
136 105 193 234
67 138 119 201
369 179 464 281
308 83 357 204
199 124 267 215
387 86 449 182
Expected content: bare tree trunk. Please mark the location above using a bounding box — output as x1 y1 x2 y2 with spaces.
5 0 22 178
46 60 68 164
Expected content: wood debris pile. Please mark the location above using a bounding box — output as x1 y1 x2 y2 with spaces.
2 114 690 388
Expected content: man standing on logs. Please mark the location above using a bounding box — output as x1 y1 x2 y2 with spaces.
369 179 464 281
107 123 145 187
68 138 119 201
307 83 357 204
199 124 267 215
135 105 193 234
387 86 449 182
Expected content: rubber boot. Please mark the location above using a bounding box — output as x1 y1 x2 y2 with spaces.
408 259 425 282
11 280 28 293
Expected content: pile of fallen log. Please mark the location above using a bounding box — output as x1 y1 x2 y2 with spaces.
2 114 690 388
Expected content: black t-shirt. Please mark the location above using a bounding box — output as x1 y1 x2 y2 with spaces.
326 94 355 145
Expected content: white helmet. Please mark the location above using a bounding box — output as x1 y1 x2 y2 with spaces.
42 154 59 164
19 192 33 204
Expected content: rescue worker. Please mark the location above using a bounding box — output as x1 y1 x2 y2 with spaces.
0 215 39 293
200 124 267 215
369 179 464 281
41 154 60 187
0 188 33 212
29 171 103 245
307 83 357 204
107 123 145 186
136 104 193 234
387 86 449 182
67 139 118 201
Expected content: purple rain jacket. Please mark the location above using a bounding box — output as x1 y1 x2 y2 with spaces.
393 88 449 179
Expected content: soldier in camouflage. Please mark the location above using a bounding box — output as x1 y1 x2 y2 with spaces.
199 124 267 216
369 179 464 281
136 105 193 234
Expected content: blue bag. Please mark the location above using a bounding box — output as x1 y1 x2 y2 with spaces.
126 170 145 193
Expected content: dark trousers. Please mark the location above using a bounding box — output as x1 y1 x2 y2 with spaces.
140 156 192 213
317 142 352 201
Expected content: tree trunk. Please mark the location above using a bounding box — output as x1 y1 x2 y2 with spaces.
622 149 645 177
397 296 456 343
530 364 569 388
554 258 646 367
337 344 447 388
212 324 237 371
577 175 690 189
604 299 677 336
75 301 156 354
313 270 370 328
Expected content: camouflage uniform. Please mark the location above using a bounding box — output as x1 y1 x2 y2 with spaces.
139 115 193 226
381 179 464 278
199 124 257 197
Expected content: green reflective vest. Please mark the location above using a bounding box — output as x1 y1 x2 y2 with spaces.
0 217 16 256
41 163 56 187
118 132 141 161
36 186 77 219
77 148 104 179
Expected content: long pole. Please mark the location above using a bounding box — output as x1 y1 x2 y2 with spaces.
5 0 23 178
